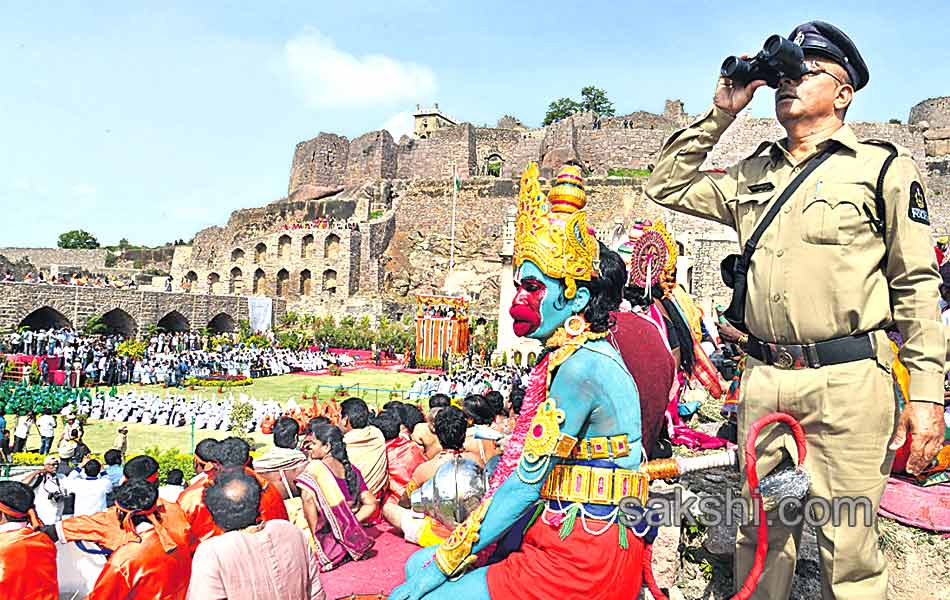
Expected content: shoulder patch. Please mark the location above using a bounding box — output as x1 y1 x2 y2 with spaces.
908 181 930 225
863 138 911 157
744 140 773 160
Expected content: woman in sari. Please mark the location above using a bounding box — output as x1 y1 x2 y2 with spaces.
296 422 377 571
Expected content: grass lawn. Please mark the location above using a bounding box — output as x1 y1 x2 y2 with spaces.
4 369 420 456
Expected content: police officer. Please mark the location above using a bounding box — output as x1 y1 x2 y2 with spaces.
646 20 946 600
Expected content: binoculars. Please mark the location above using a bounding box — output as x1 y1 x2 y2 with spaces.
721 35 810 88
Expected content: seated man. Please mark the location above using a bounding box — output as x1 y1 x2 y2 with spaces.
412 394 452 459
409 406 483 487
254 416 309 500
187 470 325 600
85 480 192 599
0 481 58 599
339 397 388 497
51 455 193 554
375 410 426 507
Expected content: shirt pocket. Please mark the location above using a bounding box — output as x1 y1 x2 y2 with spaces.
733 189 775 237
800 182 869 246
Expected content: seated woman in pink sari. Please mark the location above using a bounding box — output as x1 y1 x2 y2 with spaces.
296 423 377 571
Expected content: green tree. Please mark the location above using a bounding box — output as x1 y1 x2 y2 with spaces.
579 86 615 116
83 316 108 336
118 238 130 249
543 98 581 125
57 229 100 249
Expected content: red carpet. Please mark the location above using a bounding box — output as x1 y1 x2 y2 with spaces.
320 524 417 599
878 476 950 532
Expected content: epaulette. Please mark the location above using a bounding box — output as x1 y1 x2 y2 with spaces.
744 140 774 160
862 138 910 158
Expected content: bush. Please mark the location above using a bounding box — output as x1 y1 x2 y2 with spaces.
229 400 254 441
117 339 149 360
328 364 342 376
607 168 651 178
138 446 196 483
104 252 118 267
10 452 47 465
245 334 271 349
183 376 252 388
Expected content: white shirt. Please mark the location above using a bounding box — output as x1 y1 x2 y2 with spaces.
158 484 185 502
37 414 57 437
14 416 33 439
63 473 113 516
29 473 66 524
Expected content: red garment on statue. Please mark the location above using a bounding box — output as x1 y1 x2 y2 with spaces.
85 524 192 600
485 517 644 600
610 311 676 454
0 525 58 600
384 437 427 505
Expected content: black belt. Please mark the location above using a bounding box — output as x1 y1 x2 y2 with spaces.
745 333 875 369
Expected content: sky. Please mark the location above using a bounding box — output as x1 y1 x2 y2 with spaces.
1 1 948 248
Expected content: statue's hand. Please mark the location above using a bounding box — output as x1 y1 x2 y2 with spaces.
388 560 447 600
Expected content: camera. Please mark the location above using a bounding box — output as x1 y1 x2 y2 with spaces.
48 490 66 503
721 34 810 88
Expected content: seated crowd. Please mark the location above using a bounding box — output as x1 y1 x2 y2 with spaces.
0 386 524 598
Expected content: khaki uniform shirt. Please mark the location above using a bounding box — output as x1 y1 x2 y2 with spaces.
646 105 945 403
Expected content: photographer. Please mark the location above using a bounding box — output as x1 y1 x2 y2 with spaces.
646 20 945 600
20 455 68 523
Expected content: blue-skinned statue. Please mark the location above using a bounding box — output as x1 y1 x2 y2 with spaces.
390 164 651 600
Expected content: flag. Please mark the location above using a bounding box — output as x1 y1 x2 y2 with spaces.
453 165 461 192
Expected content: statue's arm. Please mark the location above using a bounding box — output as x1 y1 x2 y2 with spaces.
466 356 598 555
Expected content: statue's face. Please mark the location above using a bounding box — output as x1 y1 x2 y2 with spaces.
509 261 590 341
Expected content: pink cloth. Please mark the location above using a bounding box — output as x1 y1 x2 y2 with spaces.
878 477 950 533
186 519 326 600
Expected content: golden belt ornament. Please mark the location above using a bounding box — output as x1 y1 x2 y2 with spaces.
540 462 650 506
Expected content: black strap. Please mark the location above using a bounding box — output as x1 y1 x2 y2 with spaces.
864 147 899 235
738 141 842 269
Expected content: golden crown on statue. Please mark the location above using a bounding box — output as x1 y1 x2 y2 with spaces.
513 162 599 299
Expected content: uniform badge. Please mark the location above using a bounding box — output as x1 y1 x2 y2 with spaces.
794 31 805 46
908 181 930 225
748 182 775 193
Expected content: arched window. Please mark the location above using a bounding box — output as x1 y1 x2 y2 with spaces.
100 308 137 337
231 248 245 261
276 269 290 297
253 269 266 295
301 234 314 259
19 306 72 331
183 271 198 293
322 269 338 295
229 267 243 294
324 234 341 259
278 235 292 259
254 243 267 263
299 270 312 296
207 272 220 294
157 310 190 332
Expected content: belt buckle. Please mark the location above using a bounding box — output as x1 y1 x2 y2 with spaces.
774 347 795 369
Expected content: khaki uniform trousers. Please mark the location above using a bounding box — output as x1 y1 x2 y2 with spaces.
734 340 898 600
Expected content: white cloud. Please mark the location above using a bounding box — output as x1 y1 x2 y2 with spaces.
382 111 415 140
284 29 436 109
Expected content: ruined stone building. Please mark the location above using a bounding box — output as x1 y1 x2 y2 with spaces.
6 94 950 334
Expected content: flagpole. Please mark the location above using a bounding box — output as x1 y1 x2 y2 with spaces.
449 163 457 279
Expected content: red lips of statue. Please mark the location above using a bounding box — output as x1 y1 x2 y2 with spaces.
510 304 540 337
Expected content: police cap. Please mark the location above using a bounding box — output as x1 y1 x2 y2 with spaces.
788 20 869 90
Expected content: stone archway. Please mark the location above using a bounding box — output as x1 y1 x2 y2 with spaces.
229 267 243 294
325 234 341 259
322 269 338 294
100 308 137 337
278 235 292 259
276 269 290 297
207 272 220 294
485 153 504 177
208 313 236 334
299 269 312 296
255 243 267 263
19 306 72 331
301 234 314 259
231 248 245 261
253 269 267 295
157 310 190 332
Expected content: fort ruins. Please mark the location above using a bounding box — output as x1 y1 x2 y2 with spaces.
3 96 950 334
